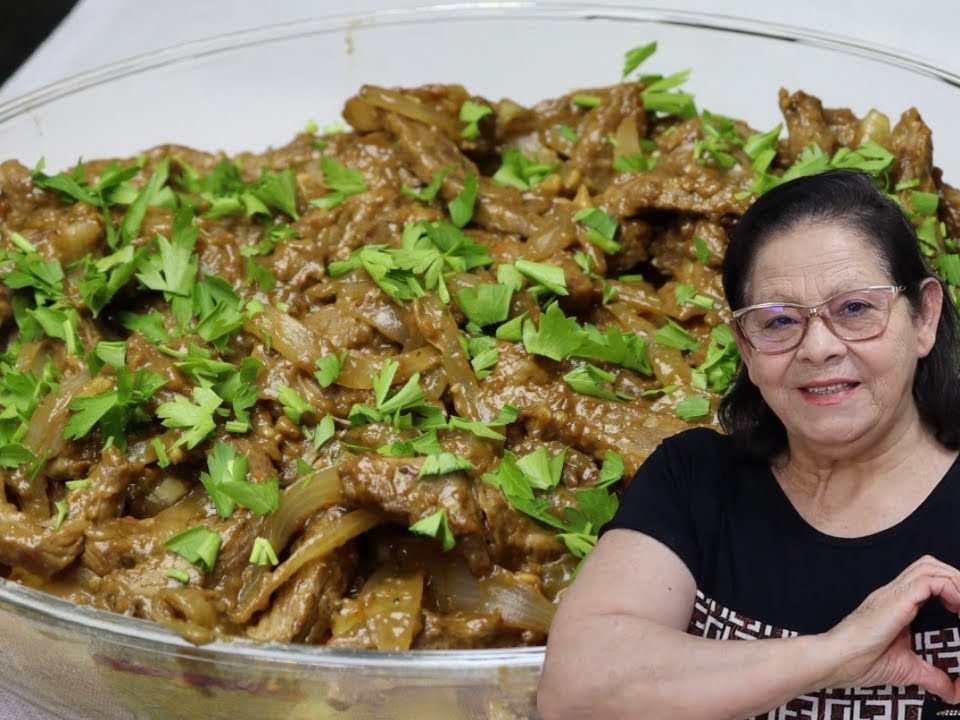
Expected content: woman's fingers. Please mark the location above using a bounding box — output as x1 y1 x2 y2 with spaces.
909 652 958 703
827 558 960 692
899 572 960 614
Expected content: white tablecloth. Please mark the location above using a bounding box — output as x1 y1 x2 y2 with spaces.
0 1 956 718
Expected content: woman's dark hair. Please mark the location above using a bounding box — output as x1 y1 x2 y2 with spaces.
718 168 960 460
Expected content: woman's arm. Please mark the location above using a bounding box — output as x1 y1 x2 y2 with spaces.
537 531 960 720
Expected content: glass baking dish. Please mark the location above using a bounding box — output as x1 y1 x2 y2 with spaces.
0 5 958 719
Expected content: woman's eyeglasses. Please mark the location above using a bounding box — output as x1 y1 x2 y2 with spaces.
732 285 905 355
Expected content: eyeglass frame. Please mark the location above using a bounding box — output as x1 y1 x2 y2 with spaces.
730 284 906 355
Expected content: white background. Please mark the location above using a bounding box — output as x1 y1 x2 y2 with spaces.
0 1 957 718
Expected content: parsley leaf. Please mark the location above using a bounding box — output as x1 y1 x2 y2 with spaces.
402 166 452 201
492 150 557 191
574 325 652 375
693 236 711 264
311 157 367 210
556 124 580 144
249 537 280 566
314 352 345 388
674 283 714 310
306 414 336 449
136 207 198 300
1 240 66 306
514 259 568 297
250 168 299 219
676 394 711 421
573 207 620 253
156 386 223 449
654 319 700 352
459 100 492 139
522 302 586 361
277 384 314 424
515 446 566 491
573 94 602 109
409 508 455 551
419 452 476 477
240 223 300 257
164 526 221 573
622 41 657 78
454 283 513 328
691 324 740 393
596 451 625 488
120 159 170 244
563 363 633 402
448 173 478 228
63 368 166 445
200 439 245 518
612 153 657 173
640 69 697 120
377 429 444 457
693 110 742 170
119 311 170 344
461 334 500 380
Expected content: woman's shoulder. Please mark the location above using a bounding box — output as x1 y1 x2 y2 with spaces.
656 426 742 469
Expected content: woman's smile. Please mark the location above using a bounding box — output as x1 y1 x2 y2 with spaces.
797 380 860 405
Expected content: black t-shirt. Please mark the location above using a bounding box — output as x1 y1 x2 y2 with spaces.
602 427 960 718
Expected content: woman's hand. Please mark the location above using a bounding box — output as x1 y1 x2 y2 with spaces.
821 555 960 701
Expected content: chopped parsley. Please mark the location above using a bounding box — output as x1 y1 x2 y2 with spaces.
691 324 740 394
63 368 167 446
311 156 368 210
454 283 513 328
556 125 580 144
514 259 569 297
314 352 346 388
492 150 557 191
676 394 711 421
277 385 314 424
419 452 476 477
573 207 620 253
654 318 700 352
249 537 280 566
164 526 221 573
448 173 478 228
563 363 633 402
572 94 603 109
459 100 492 139
402 166 452 201
522 302 586 361
409 508 455 551
622 41 657 79
200 440 280 517
674 283 714 310
156 386 223 449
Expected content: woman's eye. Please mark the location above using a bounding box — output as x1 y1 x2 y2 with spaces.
763 314 799 330
839 300 870 316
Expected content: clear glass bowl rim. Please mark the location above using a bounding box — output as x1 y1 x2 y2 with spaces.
0 1 958 670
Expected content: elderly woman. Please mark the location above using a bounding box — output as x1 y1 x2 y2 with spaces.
538 169 960 719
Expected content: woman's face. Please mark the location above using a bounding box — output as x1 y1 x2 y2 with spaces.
733 222 942 454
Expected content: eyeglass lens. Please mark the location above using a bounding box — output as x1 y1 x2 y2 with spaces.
739 288 894 352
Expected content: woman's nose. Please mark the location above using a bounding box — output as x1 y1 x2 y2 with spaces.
794 314 848 363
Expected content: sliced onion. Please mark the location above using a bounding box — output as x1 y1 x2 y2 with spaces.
232 468 345 622
359 85 459 138
428 559 555 634
336 347 441 390
232 508 383 623
244 305 330 371
480 568 556 634
25 371 101 459
612 115 641 160
360 568 425 651
413 295 482 420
